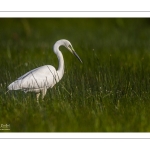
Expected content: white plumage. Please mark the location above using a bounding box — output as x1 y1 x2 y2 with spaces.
8 39 82 101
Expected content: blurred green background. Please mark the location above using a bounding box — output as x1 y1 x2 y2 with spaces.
1 18 150 132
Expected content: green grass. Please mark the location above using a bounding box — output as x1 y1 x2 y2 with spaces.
1 18 150 132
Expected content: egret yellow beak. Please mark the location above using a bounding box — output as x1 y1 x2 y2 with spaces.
67 45 82 63
72 50 83 63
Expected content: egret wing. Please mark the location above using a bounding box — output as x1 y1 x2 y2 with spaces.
8 65 58 91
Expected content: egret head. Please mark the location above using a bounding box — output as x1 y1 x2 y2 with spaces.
63 40 83 63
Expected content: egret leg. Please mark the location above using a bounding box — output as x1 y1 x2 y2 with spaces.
41 88 47 100
36 93 40 102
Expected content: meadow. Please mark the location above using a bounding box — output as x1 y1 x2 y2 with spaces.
1 18 150 132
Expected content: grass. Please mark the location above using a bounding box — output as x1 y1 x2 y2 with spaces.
1 18 150 132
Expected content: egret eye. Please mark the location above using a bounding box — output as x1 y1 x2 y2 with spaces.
68 45 72 49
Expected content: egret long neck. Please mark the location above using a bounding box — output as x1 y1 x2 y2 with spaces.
56 50 64 80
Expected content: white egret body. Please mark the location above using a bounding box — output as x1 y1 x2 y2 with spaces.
8 39 82 101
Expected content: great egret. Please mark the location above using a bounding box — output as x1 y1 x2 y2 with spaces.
8 39 82 101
